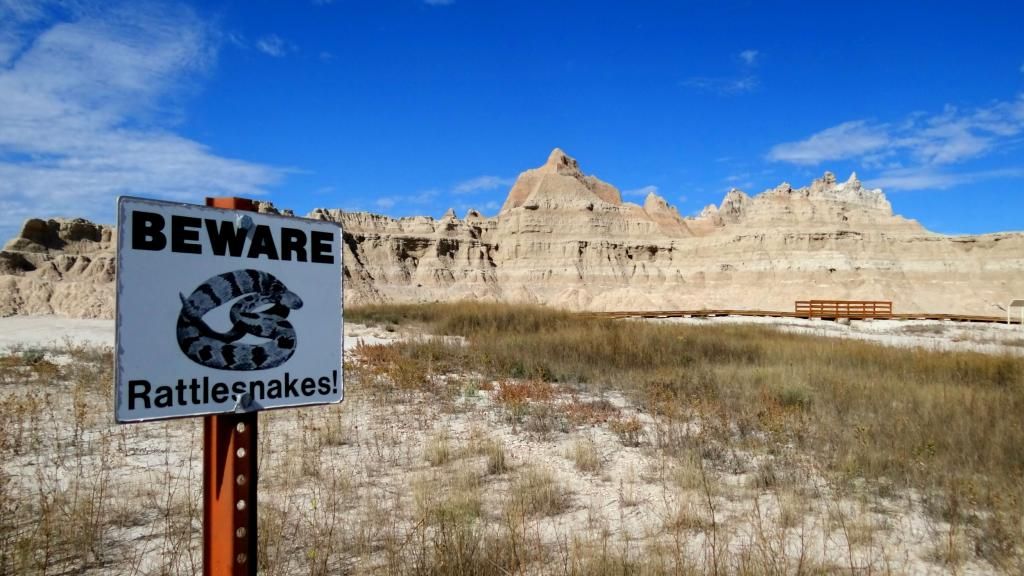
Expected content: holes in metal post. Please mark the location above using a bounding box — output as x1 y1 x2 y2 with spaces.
236 499 246 511
236 422 246 434
236 447 246 458
236 527 247 539
236 474 247 486
237 553 247 564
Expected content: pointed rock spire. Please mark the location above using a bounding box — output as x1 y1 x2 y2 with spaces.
642 190 671 213
541 147 582 176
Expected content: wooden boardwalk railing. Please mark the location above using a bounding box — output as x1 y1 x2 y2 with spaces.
795 300 892 319
586 307 1005 324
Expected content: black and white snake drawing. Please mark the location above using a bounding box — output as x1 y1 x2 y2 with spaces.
176 269 303 371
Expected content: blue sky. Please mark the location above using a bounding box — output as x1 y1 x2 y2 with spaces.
1 0 1023 240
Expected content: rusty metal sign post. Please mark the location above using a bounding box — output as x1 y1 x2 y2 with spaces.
204 410 258 574
114 195 344 576
204 197 259 576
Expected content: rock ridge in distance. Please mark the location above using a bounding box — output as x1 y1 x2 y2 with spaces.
2 148 1022 318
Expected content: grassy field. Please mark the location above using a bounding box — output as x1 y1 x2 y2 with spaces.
1 302 1021 574
350 302 1024 568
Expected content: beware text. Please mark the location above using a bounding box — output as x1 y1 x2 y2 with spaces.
131 210 335 264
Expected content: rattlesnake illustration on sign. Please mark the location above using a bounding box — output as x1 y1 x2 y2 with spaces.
176 269 303 370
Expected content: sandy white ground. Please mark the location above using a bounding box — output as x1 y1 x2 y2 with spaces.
3 314 1019 356
0 315 115 350
0 316 395 352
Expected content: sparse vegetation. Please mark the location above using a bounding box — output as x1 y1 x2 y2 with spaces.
351 301 1024 570
2 303 1023 574
474 437 509 475
423 429 452 466
567 437 602 473
507 467 571 518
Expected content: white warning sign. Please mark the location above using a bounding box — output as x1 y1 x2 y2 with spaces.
115 197 344 423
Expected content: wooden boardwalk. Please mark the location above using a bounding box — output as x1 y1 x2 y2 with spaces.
587 309 1009 324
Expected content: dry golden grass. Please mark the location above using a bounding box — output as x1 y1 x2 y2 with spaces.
423 429 452 466
567 438 602 474
352 301 1024 569
3 303 1023 574
507 467 571 518
469 435 509 475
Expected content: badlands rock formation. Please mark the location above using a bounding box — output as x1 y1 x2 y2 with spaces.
321 149 1022 314
2 148 1023 318
0 218 114 318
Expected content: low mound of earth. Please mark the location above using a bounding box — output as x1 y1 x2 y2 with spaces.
2 148 1023 318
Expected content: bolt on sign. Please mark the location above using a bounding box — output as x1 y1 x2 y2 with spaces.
115 197 344 422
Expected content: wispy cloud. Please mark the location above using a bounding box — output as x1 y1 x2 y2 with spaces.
0 3 283 237
623 185 658 198
255 34 294 57
372 189 439 212
768 121 891 165
682 49 760 95
866 167 1024 191
723 174 754 190
770 98 1024 166
452 175 512 194
681 76 757 94
424 0 455 5
768 94 1024 190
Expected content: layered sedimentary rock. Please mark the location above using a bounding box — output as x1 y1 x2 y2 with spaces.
2 149 1022 318
0 218 115 318
319 149 1022 315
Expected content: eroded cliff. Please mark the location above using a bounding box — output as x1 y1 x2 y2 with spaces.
2 149 1021 318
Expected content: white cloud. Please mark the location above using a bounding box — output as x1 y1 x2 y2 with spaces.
682 75 757 94
768 96 1024 167
0 4 283 238
623 185 658 198
723 174 754 190
410 189 438 204
683 49 761 95
452 175 512 194
256 34 292 57
768 121 891 165
370 189 438 213
867 167 1024 191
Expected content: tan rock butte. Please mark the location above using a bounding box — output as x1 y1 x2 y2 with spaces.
2 149 1022 318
